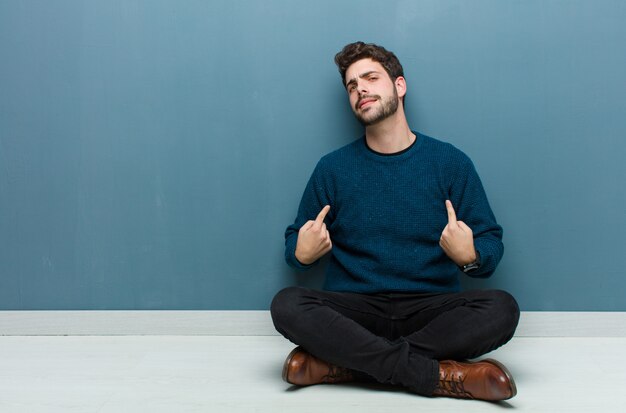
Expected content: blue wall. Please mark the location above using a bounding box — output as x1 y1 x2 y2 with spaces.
1 0 625 310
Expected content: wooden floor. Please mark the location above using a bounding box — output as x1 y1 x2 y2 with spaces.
1 335 625 412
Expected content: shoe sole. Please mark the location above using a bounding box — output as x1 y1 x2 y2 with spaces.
282 346 303 384
482 358 518 400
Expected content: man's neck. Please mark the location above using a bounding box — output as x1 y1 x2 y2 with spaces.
364 110 415 154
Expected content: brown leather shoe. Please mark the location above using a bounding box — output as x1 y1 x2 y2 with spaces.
433 359 517 401
282 346 354 386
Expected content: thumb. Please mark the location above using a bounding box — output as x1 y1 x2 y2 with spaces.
300 220 315 231
457 220 472 232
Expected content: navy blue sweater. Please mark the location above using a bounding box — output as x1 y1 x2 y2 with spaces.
285 133 503 294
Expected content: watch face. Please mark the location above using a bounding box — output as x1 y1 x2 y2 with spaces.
463 263 479 273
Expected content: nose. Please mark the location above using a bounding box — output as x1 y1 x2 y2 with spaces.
356 79 369 95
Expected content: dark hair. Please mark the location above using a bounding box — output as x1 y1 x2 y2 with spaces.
334 42 404 86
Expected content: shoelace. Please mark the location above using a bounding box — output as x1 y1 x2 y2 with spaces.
438 372 472 399
322 364 353 383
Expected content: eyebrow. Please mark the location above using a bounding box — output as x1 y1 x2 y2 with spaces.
345 70 381 89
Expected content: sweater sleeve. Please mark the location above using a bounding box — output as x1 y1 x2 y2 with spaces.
284 160 334 270
448 153 504 278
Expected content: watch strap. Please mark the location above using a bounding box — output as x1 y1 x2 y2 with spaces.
462 251 481 273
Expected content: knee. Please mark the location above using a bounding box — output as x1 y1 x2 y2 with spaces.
489 290 520 333
270 286 307 330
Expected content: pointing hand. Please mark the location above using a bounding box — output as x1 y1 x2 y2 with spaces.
295 205 333 265
439 200 477 267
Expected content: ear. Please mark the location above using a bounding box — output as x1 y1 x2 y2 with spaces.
394 76 407 98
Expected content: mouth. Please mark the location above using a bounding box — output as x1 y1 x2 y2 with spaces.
357 97 378 110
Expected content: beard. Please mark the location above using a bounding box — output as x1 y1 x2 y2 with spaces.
353 86 399 126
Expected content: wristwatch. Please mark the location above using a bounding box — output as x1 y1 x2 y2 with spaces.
462 251 481 273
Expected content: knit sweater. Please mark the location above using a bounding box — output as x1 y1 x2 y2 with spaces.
284 133 503 294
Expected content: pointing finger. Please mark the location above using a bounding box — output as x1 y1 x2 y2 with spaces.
445 200 457 224
314 205 331 227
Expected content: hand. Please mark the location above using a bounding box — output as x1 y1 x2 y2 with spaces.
295 205 333 265
439 200 477 267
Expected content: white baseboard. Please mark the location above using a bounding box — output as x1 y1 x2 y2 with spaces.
1 311 625 337
0 311 272 336
515 312 626 337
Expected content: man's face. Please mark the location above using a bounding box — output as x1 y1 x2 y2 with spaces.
344 58 401 126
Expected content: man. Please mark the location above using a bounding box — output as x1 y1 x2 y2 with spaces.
270 42 520 401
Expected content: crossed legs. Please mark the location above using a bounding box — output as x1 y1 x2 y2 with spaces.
270 287 520 396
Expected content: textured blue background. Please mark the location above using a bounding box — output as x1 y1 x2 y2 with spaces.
1 0 625 310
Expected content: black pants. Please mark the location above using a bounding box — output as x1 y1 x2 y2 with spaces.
270 287 520 396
